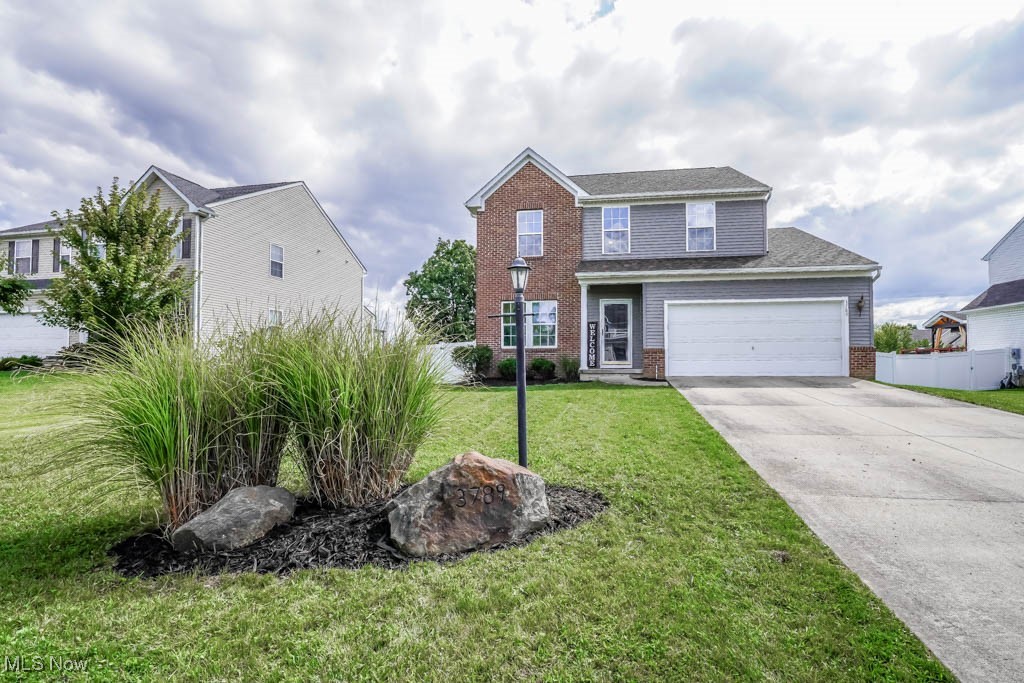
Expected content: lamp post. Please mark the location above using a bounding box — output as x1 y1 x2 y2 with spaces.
508 257 531 468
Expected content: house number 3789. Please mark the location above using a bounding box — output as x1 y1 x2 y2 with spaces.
454 485 506 507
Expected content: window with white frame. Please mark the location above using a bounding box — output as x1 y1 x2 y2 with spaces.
268 309 284 327
56 240 73 272
516 210 543 257
602 206 630 254
501 300 557 348
271 245 284 278
94 241 107 260
171 220 183 259
13 240 32 274
686 202 715 252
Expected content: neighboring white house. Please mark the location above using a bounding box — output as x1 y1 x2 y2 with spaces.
961 215 1024 352
0 166 368 356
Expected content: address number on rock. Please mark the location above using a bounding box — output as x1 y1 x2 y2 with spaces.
454 485 507 508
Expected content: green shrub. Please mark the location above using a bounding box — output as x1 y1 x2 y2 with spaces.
874 322 927 353
267 312 444 507
529 357 556 381
452 344 492 379
0 355 43 371
497 357 517 380
560 356 581 382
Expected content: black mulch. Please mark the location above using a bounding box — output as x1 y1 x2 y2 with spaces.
110 485 608 578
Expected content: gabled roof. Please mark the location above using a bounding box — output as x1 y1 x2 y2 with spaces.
983 215 1024 261
464 148 771 215
138 166 295 215
576 227 877 275
569 166 770 198
0 219 60 237
961 277 1024 311
922 310 966 328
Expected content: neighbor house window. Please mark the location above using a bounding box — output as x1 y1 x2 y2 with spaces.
268 309 284 327
501 300 557 348
94 241 107 260
55 239 73 272
602 206 630 254
517 210 543 257
13 240 31 274
271 245 283 278
686 202 715 252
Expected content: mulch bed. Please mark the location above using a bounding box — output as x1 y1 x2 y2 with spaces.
111 485 608 578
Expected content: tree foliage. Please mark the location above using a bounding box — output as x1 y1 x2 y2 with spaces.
874 322 930 353
0 246 30 315
403 238 476 342
41 179 194 346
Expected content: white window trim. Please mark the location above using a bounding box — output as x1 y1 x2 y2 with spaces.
601 206 631 255
500 299 558 349
268 308 284 327
516 210 544 258
685 201 716 252
171 218 184 260
56 240 73 272
13 239 32 274
270 244 284 278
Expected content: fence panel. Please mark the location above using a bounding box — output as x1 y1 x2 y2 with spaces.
426 341 475 384
874 349 1009 390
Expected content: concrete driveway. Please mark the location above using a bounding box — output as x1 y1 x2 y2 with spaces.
671 376 1024 683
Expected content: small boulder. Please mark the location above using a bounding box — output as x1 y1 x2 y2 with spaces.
388 451 550 557
172 485 296 553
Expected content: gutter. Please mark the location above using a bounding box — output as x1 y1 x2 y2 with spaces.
576 264 882 282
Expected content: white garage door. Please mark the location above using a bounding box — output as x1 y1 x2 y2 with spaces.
665 299 847 376
0 313 69 357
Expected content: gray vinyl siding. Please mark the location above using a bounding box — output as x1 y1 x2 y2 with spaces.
199 184 364 338
642 277 874 348
586 285 643 368
582 200 766 260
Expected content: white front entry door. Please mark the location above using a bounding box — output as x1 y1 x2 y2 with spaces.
665 298 847 376
600 300 632 367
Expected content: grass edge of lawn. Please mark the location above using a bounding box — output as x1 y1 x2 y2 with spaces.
879 380 1024 415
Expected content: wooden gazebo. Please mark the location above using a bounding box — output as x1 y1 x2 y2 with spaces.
922 310 967 350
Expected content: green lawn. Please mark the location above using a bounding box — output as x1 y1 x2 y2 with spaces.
893 383 1024 415
0 373 952 681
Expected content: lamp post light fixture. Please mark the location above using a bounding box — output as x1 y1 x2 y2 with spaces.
508 257 531 468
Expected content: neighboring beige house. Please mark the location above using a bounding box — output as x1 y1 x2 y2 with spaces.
1 166 367 356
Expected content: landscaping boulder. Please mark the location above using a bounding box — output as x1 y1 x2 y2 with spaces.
387 451 550 557
172 486 296 553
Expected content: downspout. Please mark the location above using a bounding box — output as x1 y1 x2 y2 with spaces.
194 215 203 341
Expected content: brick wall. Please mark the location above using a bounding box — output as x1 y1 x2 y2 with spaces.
641 348 665 379
849 345 876 379
475 162 582 375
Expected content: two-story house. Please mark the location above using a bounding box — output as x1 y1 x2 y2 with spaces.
467 148 881 379
1 166 367 356
959 216 1024 351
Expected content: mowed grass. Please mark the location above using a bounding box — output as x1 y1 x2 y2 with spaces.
894 383 1024 415
0 373 952 681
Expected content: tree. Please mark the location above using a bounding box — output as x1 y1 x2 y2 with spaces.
403 238 476 342
41 179 194 346
0 243 30 315
874 322 929 353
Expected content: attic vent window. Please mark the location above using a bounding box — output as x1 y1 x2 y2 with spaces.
271 245 283 278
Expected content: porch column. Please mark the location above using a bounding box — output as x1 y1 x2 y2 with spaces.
580 282 588 366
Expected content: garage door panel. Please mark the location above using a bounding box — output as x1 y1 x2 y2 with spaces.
666 300 846 377
0 314 69 357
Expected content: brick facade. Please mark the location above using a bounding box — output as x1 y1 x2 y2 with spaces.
849 345 876 379
475 162 582 375
642 348 665 379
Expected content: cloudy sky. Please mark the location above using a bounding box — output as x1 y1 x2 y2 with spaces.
2 0 1022 325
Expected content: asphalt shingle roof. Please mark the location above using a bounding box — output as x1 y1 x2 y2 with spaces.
576 227 877 273
0 219 60 237
569 166 770 197
961 277 1024 311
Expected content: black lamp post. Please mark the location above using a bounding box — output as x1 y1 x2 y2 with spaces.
508 257 531 468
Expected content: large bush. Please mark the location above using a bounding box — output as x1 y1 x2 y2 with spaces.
529 357 556 381
875 322 930 353
452 344 492 380
497 357 516 381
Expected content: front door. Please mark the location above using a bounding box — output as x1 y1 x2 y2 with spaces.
600 300 632 367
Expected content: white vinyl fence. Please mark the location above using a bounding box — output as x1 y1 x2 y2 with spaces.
875 348 1010 390
426 341 475 384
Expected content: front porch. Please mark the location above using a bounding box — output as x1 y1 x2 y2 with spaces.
579 283 647 375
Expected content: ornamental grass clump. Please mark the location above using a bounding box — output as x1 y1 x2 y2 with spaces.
269 313 444 507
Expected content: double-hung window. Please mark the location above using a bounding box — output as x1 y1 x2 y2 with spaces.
516 210 543 257
13 240 32 274
55 239 73 272
94 241 107 260
501 300 557 348
602 206 630 254
271 245 284 278
686 202 715 252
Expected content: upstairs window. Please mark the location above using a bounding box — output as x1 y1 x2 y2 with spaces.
602 207 630 254
14 240 32 274
55 239 73 272
517 210 543 257
268 309 284 327
501 300 557 348
686 202 715 252
271 245 284 278
94 241 107 260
